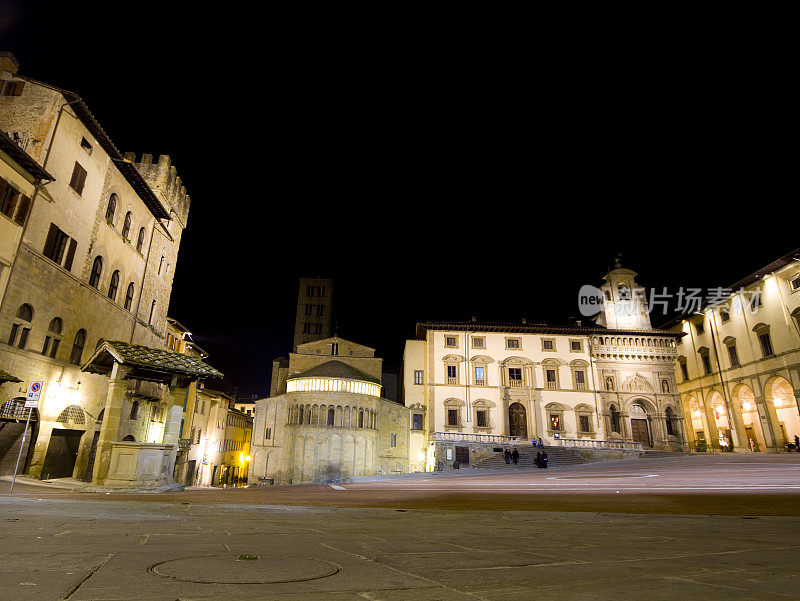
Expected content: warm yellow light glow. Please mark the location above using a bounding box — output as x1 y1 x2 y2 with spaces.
742 402 753 411
692 410 702 418
246 456 251 462
286 377 380 397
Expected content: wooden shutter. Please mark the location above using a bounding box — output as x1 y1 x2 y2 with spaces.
63 238 77 271
13 194 30 225
11 81 25 96
43 223 59 259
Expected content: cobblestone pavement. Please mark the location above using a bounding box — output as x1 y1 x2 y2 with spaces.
1 455 800 600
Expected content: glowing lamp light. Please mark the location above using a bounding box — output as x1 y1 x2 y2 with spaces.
246 456 251 462
692 410 702 418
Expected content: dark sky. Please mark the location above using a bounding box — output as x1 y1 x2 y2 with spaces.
2 3 795 397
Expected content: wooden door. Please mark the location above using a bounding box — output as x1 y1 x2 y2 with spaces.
455 446 469 465
41 429 83 479
630 419 650 447
509 403 528 439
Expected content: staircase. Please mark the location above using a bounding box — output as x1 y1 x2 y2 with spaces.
472 446 587 469
642 449 684 458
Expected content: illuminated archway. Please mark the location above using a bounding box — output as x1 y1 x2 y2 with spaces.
766 376 799 448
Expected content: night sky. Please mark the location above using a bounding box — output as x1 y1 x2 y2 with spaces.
2 3 795 398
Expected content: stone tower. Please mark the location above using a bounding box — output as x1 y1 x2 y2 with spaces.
594 257 652 331
292 277 333 350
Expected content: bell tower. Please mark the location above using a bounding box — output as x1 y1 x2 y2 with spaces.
594 256 652 330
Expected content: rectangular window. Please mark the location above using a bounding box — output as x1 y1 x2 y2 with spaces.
695 321 705 335
720 310 730 323
80 137 93 154
570 340 582 352
546 369 556 383
414 370 424 385
550 413 561 431
791 276 800 291
542 339 555 350
265 427 272 440
43 223 70 265
446 365 457 383
579 415 591 432
476 410 488 428
751 292 762 311
508 367 522 381
0 81 24 96
0 179 19 218
390 433 396 447
472 337 485 349
701 354 712 375
506 338 521 349
444 336 457 347
412 414 423 430
680 362 689 381
474 366 485 384
69 162 87 195
331 343 338 356
447 409 459 426
759 333 774 357
575 370 585 384
727 344 740 367
13 193 30 225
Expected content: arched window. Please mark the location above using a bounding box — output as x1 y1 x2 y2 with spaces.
56 404 86 425
136 227 146 253
70 328 86 365
42 317 63 358
665 406 675 436
605 376 615 391
8 303 33 349
122 212 132 240
108 270 120 301
122 435 136 442
610 404 621 433
358 410 364 428
124 282 135 311
130 400 139 420
327 407 335 426
105 194 117 223
89 256 103 288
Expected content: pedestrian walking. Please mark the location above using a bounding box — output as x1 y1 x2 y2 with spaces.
541 451 548 469
795 435 800 452
504 449 511 464
535 451 542 468
512 448 519 465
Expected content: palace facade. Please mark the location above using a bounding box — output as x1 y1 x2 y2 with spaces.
665 249 800 453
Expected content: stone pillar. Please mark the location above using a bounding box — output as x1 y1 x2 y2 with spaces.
93 363 132 484
702 400 721 451
163 381 190 483
755 395 782 453
727 397 750 453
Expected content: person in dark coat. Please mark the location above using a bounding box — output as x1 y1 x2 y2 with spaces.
504 449 511 464
541 451 548 468
511 448 519 465
535 451 542 468
795 435 800 452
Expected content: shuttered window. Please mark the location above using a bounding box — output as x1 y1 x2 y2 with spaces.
69 162 87 195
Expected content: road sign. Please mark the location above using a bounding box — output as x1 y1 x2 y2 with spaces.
25 381 43 408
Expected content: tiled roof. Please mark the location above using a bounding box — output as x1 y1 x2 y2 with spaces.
83 340 223 379
0 368 22 383
288 360 380 384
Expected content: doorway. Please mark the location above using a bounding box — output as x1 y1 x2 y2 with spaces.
185 460 196 487
630 419 651 447
41 429 83 479
455 446 469 466
509 402 527 439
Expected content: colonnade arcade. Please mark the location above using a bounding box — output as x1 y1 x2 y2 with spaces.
684 375 800 452
288 402 378 430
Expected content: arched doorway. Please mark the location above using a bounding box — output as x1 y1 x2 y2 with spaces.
734 384 763 452
508 402 527 439
766 376 799 449
708 391 733 451
629 402 651 447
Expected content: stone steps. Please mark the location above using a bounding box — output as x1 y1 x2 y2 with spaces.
472 446 587 469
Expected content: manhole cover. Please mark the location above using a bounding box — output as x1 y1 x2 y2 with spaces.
148 554 340 584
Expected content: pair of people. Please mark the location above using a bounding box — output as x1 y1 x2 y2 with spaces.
531 437 545 449
535 451 548 469
503 448 520 465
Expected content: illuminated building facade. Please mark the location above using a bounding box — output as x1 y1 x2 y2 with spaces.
665 249 800 453
0 53 195 482
402 263 688 467
250 336 427 483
